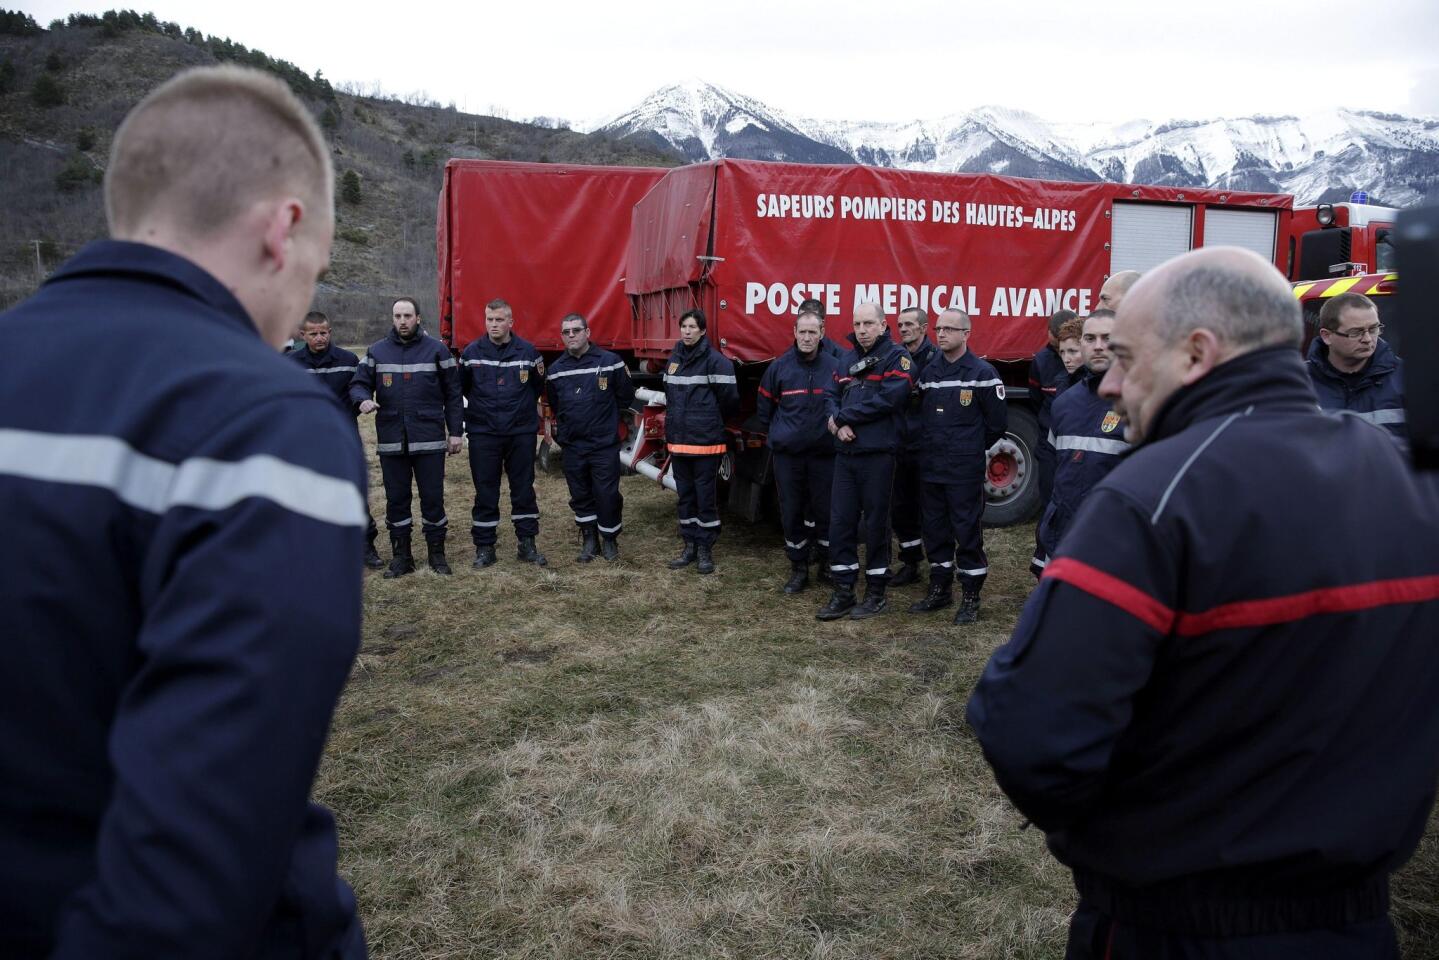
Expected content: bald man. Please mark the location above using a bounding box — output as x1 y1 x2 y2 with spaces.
0 67 366 958
969 247 1439 959
1097 269 1140 312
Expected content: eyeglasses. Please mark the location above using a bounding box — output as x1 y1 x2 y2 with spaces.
561 328 586 336
1330 324 1383 341
934 326 970 334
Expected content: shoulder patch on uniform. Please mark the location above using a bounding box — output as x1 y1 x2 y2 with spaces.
1101 410 1120 433
996 383 1006 400
900 355 912 371
535 357 545 375
668 362 679 375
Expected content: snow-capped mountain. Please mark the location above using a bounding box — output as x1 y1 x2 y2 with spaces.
593 81 1439 206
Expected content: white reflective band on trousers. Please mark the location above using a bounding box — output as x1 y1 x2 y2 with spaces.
899 538 922 548
407 441 450 453
958 566 989 576
831 563 860 572
510 513 540 520
472 520 499 527
390 517 413 527
680 517 721 527
1054 435 1129 456
931 560 953 568
598 523 622 534
573 513 598 523
785 539 809 550
866 567 888 576
0 428 366 528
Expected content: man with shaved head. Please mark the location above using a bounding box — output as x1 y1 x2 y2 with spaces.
969 247 1439 958
0 67 366 957
1097 269 1140 312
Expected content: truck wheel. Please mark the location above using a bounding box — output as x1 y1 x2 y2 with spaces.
983 406 1042 527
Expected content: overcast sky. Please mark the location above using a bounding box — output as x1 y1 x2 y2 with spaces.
19 0 1439 125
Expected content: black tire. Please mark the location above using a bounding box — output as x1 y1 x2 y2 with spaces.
983 404 1043 527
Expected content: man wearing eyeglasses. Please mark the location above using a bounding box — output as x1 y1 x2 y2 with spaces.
1306 293 1406 444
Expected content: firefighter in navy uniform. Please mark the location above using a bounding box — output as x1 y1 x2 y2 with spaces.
757 309 841 594
545 313 635 562
909 309 1006 624
460 298 547 569
0 66 366 960
968 248 1439 960
1306 291 1406 445
289 310 384 569
350 297 462 577
889 306 940 587
817 302 914 621
1029 309 1077 508
663 308 739 575
1030 310 1128 577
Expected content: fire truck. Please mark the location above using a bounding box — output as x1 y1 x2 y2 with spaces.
1286 199 1400 352
438 158 1295 524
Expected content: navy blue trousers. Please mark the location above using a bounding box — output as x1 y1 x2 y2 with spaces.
562 444 623 537
890 450 925 563
672 454 722 546
921 478 987 591
828 452 894 589
1036 434 1057 507
1066 903 1398 959
773 451 833 563
467 433 539 546
380 451 448 544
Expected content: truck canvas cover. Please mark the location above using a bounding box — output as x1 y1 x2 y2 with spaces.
625 159 1291 364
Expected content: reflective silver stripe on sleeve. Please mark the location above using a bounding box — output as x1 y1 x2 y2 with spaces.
1350 408 1406 425
438 357 458 369
308 366 358 375
0 428 366 528
919 378 1003 390
376 442 403 454
375 363 449 374
1053 435 1129 456
407 440 450 453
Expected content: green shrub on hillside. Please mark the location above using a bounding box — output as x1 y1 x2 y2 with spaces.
32 72 64 107
55 154 99 192
341 169 362 205
0 59 15 95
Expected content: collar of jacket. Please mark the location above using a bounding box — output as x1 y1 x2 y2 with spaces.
788 342 827 365
1305 335 1396 383
1081 368 1103 394
847 328 895 357
389 326 425 347
676 336 710 363
46 239 256 336
910 338 937 364
477 333 523 356
1145 345 1319 447
305 345 334 364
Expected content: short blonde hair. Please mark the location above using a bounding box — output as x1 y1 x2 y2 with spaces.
105 65 333 238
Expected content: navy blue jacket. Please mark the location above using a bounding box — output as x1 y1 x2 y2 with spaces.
899 338 939 454
756 343 840 456
968 347 1439 926
826 330 913 455
288 344 362 411
1306 336 1406 443
1029 344 1068 437
917 349 1007 485
663 336 739 454
544 345 635 453
0 241 366 959
459 333 544 436
349 328 462 455
1035 372 1128 559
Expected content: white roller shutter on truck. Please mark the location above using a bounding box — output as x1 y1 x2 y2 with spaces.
1202 207 1279 263
1111 202 1193 275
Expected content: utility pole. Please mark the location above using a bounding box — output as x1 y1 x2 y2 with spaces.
33 240 44 279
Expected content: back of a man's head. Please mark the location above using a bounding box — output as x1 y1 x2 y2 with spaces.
105 65 332 241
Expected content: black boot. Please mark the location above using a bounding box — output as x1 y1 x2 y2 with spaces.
427 542 452 576
363 541 385 570
908 578 953 613
384 535 415 579
814 548 832 584
850 582 888 620
576 526 599 563
668 541 697 569
953 587 981 624
472 544 497 569
816 586 856 621
782 560 810 594
696 543 715 575
600 536 620 562
517 536 547 566
890 561 920 587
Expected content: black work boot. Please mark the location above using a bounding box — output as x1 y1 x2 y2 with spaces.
517 536 547 566
576 526 599 563
816 586 856 621
384 535 415 579
363 541 385 570
668 541 698 569
600 536 620 562
472 544 497 569
850 582 888 620
908 578 954 613
814 548 832 584
782 560 810 595
953 587 981 624
890 561 921 587
696 543 715 575
427 542 452 576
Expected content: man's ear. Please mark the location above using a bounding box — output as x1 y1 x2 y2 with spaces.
1179 327 1224 385
261 198 304 273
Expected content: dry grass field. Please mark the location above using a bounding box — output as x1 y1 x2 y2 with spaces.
321 426 1439 959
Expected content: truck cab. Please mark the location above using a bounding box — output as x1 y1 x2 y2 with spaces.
1287 201 1399 283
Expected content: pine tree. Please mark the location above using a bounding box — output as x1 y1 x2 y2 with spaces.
341 169 362 205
